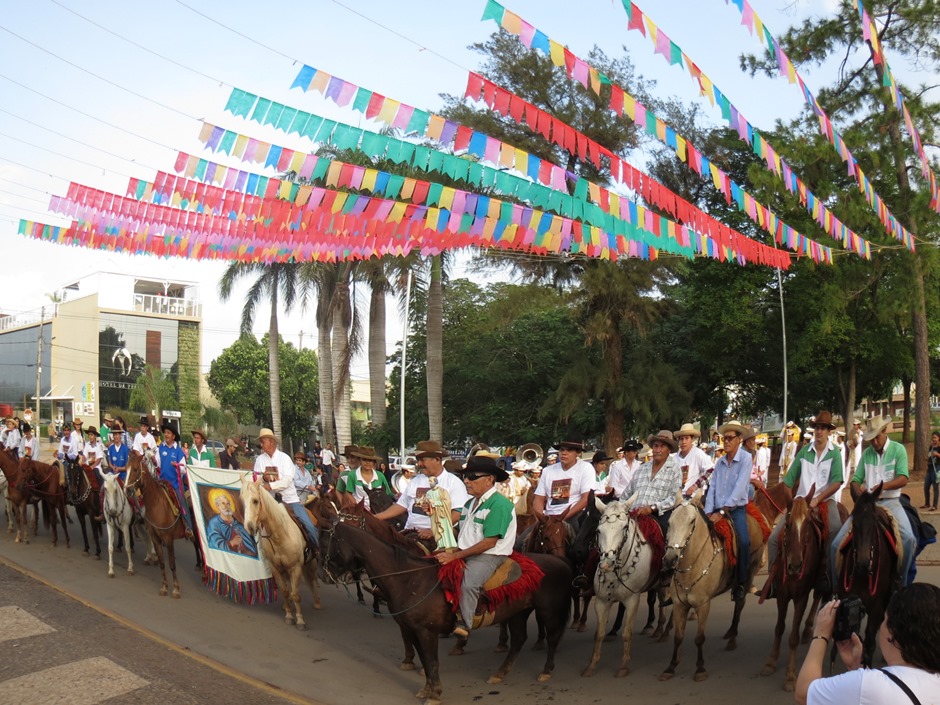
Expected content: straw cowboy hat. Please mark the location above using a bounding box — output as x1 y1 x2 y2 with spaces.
717 420 748 437
258 428 276 441
756 433 769 445
646 430 678 452
415 440 448 458
191 429 207 441
674 423 701 439
741 425 758 441
103 413 114 423
808 410 837 430
862 415 892 442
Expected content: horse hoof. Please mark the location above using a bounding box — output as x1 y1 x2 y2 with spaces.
616 668 630 678
159 588 168 597
127 569 135 576
536 672 552 683
784 681 795 693
493 644 508 653
760 664 776 676
296 623 308 631
725 640 737 652
94 555 100 561
694 670 709 682
656 633 669 643
576 623 587 633
108 572 115 579
415 687 429 699
486 676 503 685
400 662 416 671
171 590 180 599
314 601 321 610
641 626 653 636
82 550 89 557
448 646 464 656
658 672 674 682
581 667 595 678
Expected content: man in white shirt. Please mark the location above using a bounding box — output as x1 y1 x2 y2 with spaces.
18 423 39 461
66 418 85 465
132 417 156 457
533 440 595 520
608 439 643 499
253 428 319 554
373 440 469 541
674 423 715 496
3 418 21 458
754 434 771 483
320 443 336 485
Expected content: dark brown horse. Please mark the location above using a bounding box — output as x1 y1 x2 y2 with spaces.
836 483 897 666
66 461 103 558
760 488 824 691
323 519 571 705
522 512 589 632
0 448 39 542
19 458 70 548
752 480 793 528
125 452 189 597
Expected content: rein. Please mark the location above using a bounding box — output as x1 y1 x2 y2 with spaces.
21 463 62 498
598 511 644 593
669 510 724 603
756 482 786 518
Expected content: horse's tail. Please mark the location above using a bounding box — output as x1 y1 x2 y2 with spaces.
41 498 51 529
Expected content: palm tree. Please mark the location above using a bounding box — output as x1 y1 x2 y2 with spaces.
218 262 303 441
426 254 445 442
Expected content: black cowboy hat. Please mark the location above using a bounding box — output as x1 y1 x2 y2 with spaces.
161 423 177 436
85 426 99 437
455 455 509 482
591 450 613 465
138 416 151 427
620 439 642 453
556 440 584 452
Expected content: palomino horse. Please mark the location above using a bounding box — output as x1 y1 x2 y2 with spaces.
836 483 897 666
0 448 38 542
581 498 669 678
241 475 320 629
125 451 190 598
761 487 824 691
323 519 572 705
101 469 149 578
660 494 765 681
19 458 70 548
66 461 102 558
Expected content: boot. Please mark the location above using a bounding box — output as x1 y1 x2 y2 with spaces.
452 616 469 639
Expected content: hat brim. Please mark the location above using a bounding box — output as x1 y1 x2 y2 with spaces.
646 434 678 452
456 467 509 482
862 424 890 442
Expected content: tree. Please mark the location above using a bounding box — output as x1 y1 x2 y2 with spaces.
129 365 177 422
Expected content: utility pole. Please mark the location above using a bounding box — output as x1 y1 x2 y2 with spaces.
400 270 412 458
35 307 44 429
299 330 304 350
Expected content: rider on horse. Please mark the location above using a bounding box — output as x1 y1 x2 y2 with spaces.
18 423 39 461
95 423 136 522
620 430 682 539
706 421 754 601
336 445 393 510
766 410 845 596
531 440 594 526
435 455 516 639
373 440 468 541
155 423 194 540
3 417 22 459
829 415 917 588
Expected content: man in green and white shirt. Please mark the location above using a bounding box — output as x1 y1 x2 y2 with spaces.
767 410 845 583
830 415 916 586
337 445 392 510
435 455 516 638
188 429 217 468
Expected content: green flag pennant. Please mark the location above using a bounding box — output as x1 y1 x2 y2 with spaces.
360 132 388 158
450 156 470 182
256 176 269 197
225 88 256 118
481 0 505 23
276 107 298 132
331 124 361 150
264 102 285 128
218 130 236 155
573 178 588 201
428 150 445 174
412 144 430 170
301 115 323 141
311 157 330 182
498 201 513 224
314 119 337 143
468 161 484 186
480 165 496 188
194 159 208 181
495 170 514 194
341 193 359 214
442 153 460 180
406 108 430 135
669 42 683 67
645 111 657 135
288 111 310 136
353 87 373 114
251 97 272 124
426 182 444 207
385 174 405 199
135 179 147 200
389 141 415 165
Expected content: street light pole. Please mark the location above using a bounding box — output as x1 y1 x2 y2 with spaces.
35 306 44 429
399 270 412 459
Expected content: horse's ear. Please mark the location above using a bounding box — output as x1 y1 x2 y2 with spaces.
675 489 684 506
594 495 607 514
871 482 884 500
559 506 571 521
690 488 705 507
805 483 816 503
623 492 639 510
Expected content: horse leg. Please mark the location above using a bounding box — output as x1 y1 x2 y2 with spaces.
398 623 416 670
58 498 70 548
355 580 366 605
92 515 102 559
144 533 158 566
641 589 656 635
488 612 528 684
412 628 443 705
494 622 509 653
659 600 689 681
153 536 169 596
615 594 641 678
724 590 747 650
802 592 820 644
290 569 307 631
605 602 626 641
78 511 90 556
270 568 294 625
582 597 613 677
761 592 788 676
692 599 712 681
784 593 810 692
577 592 591 632
5 495 12 532
123 521 135 575
106 521 117 578
570 590 581 629
302 561 321 610
655 588 674 642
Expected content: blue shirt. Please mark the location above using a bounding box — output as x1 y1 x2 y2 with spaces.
705 447 752 514
107 442 130 482
157 442 187 491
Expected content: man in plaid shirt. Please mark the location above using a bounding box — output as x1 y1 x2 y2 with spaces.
620 429 682 539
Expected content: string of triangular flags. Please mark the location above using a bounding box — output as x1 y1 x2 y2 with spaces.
711 0 916 247
479 0 857 259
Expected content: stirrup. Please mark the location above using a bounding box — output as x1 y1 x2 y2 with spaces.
452 619 469 639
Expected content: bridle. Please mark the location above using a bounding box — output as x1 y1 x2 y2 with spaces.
781 508 822 583
668 505 723 602
596 510 644 593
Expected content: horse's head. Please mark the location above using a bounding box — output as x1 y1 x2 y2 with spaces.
783 494 821 578
663 499 699 571
532 514 570 558
240 474 264 535
596 501 633 573
67 460 83 496
16 458 37 492
100 470 120 508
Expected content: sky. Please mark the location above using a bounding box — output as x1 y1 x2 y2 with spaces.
0 0 907 378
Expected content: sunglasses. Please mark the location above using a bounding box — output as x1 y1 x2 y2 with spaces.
722 435 740 443
462 473 489 481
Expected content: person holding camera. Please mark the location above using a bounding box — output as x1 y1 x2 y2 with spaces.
795 584 940 704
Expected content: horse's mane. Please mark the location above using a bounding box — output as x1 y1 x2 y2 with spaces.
344 503 423 553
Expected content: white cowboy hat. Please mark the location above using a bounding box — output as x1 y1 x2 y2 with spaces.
674 423 701 439
862 415 892 442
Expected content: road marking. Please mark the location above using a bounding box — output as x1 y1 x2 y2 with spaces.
0 605 56 642
0 656 148 703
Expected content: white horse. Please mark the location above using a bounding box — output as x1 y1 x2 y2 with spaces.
240 475 320 629
582 497 668 678
101 469 150 577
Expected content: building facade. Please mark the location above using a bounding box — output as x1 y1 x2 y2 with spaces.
0 271 202 433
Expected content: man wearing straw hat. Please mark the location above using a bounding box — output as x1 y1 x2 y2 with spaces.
706 420 754 601
618 429 682 541
674 423 714 497
829 415 917 587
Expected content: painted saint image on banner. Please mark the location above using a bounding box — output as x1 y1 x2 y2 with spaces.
198 485 258 558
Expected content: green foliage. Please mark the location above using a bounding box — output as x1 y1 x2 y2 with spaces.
128 365 178 419
206 334 318 443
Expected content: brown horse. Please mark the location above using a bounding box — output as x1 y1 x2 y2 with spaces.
522 512 587 630
125 451 189 597
66 462 103 558
752 480 792 528
322 518 571 705
760 488 824 691
0 448 39 542
19 458 70 548
660 495 765 682
836 483 898 666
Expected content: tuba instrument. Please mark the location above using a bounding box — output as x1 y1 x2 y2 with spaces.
515 443 543 470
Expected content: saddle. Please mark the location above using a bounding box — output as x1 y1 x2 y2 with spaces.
439 552 544 630
836 507 903 561
713 504 768 568
156 479 189 540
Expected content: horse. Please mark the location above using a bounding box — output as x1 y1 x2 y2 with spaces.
241 475 320 629
835 483 897 666
322 518 572 705
751 480 793 527
65 460 103 558
522 512 588 628
125 451 191 598
581 498 669 678
0 448 39 542
659 493 765 682
101 469 148 578
18 458 70 548
760 487 825 691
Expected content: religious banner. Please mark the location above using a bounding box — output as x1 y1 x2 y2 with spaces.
185 465 277 604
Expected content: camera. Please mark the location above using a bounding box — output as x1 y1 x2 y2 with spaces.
833 596 866 642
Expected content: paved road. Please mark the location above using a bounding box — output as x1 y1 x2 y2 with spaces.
0 503 937 705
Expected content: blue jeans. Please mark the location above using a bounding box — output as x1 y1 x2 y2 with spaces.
286 502 319 546
728 506 750 586
830 496 916 587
